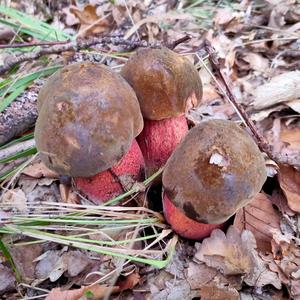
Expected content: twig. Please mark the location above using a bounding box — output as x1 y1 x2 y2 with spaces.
169 35 191 50
0 139 35 160
203 40 274 159
0 40 69 49
0 37 161 75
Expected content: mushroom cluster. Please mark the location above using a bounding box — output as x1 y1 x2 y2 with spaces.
35 62 145 203
35 48 267 241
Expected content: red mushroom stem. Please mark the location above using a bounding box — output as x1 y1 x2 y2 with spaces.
75 140 145 204
163 192 224 240
137 115 188 176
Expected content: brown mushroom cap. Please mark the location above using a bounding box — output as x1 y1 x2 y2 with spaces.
162 119 267 224
35 62 143 177
121 47 202 120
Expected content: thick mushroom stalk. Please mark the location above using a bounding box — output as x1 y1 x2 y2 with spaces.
121 47 202 176
75 139 145 204
35 62 143 177
162 119 267 239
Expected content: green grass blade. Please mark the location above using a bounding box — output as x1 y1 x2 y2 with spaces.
0 147 37 164
0 5 72 41
0 238 21 281
0 65 61 94
0 65 61 113
0 133 34 150
0 84 27 112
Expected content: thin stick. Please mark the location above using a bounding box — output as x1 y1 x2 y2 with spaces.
0 139 36 160
0 37 160 75
202 40 274 159
0 40 69 49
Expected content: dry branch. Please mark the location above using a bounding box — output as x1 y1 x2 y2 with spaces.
0 37 160 74
203 40 300 168
0 85 40 145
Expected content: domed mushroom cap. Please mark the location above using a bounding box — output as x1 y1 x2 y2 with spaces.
121 47 202 120
35 62 143 177
162 119 267 224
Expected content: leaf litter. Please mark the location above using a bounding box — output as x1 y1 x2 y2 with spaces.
0 0 300 299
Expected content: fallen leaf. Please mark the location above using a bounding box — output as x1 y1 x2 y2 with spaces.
46 284 119 300
199 283 239 300
242 52 269 73
117 271 140 291
252 71 300 110
234 193 281 252
36 250 92 281
125 12 193 39
278 164 300 212
195 226 281 289
185 261 242 291
70 4 109 37
1 188 27 213
9 244 43 283
195 227 254 275
46 271 139 300
0 264 16 295
22 161 58 179
59 184 80 204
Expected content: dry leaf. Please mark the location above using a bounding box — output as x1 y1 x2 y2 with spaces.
1 188 27 213
125 12 193 39
242 52 269 73
9 244 43 284
59 184 80 204
199 283 239 300
234 193 281 252
46 284 119 300
46 271 140 300
22 161 58 179
70 4 109 37
0 264 16 295
195 227 254 275
252 71 300 110
195 226 281 289
278 164 300 212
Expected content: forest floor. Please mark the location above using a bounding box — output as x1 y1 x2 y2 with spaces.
0 0 300 299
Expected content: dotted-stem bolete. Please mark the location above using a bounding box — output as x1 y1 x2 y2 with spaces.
162 119 267 240
121 47 202 176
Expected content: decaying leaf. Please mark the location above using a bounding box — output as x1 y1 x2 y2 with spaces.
46 271 140 300
0 264 16 295
70 4 109 37
35 250 92 282
22 161 58 179
195 226 281 289
1 188 28 213
234 193 281 252
46 284 119 300
9 244 43 284
195 227 254 275
270 229 300 299
278 164 300 212
252 71 300 110
199 283 239 300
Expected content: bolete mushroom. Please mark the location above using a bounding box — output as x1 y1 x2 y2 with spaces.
162 119 267 240
35 62 145 204
75 139 145 204
35 62 143 177
121 47 202 176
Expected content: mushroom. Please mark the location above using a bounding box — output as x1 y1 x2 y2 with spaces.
35 62 143 177
35 62 145 204
75 139 145 204
162 119 267 239
121 47 202 176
